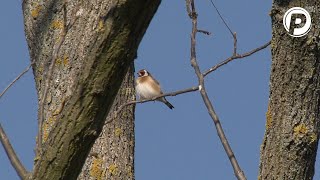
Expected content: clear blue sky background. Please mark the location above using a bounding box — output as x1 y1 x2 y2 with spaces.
0 1 319 180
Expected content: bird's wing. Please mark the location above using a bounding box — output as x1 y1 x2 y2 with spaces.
149 74 160 85
148 75 162 93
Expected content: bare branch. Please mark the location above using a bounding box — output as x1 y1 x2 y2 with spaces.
208 0 238 55
0 63 34 179
185 0 192 18
187 1 246 179
208 0 233 36
0 123 29 179
107 86 199 124
0 63 35 178
203 41 271 77
0 64 32 100
233 32 237 56
37 1 80 153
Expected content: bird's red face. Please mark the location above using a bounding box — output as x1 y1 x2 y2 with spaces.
137 69 148 77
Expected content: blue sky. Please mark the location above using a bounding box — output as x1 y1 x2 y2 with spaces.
0 1 319 180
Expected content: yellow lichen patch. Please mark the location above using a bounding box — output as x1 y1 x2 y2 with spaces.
126 166 133 177
265 105 272 129
36 76 43 82
53 108 61 116
37 65 44 73
42 122 49 142
42 116 56 142
63 55 69 66
48 116 56 125
108 164 118 176
115 128 123 137
51 20 64 30
54 35 61 43
270 40 276 50
309 133 317 143
90 158 104 180
121 112 129 119
293 123 308 137
55 56 69 67
97 20 105 32
56 58 62 65
31 5 42 18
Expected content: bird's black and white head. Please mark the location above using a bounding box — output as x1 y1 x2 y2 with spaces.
137 69 149 77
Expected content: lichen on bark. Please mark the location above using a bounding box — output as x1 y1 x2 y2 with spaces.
22 0 161 179
259 1 320 179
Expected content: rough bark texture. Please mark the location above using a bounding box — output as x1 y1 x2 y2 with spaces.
22 0 160 179
259 1 320 180
78 65 135 180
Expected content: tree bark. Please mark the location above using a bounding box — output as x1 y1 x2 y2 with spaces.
22 0 160 179
259 1 320 180
78 64 135 180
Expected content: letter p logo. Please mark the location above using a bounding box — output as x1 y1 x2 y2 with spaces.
283 7 311 37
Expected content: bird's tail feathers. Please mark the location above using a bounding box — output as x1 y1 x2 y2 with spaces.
159 97 174 109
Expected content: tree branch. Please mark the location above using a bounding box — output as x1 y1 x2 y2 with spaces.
187 1 246 179
108 86 199 124
203 41 271 76
0 123 29 179
208 0 237 55
0 64 34 179
0 64 32 100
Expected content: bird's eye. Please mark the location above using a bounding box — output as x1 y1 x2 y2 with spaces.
140 71 145 76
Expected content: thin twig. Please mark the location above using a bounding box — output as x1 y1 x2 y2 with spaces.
208 0 233 36
107 86 199 124
233 32 237 56
187 1 247 179
185 0 192 18
203 41 271 77
0 123 29 179
208 0 238 55
0 64 32 100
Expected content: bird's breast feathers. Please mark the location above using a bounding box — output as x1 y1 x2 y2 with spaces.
136 77 161 99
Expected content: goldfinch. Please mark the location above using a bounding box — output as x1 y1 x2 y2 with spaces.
136 69 174 109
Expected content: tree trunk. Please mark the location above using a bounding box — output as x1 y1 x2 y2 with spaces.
22 0 160 179
78 64 135 180
259 1 320 180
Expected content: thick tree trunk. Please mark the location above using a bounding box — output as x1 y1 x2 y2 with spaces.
78 64 135 180
259 1 320 180
22 0 160 179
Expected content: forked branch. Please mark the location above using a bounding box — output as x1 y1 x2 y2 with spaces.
187 0 246 179
204 41 271 76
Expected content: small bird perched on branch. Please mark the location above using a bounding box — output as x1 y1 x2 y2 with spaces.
136 69 174 109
